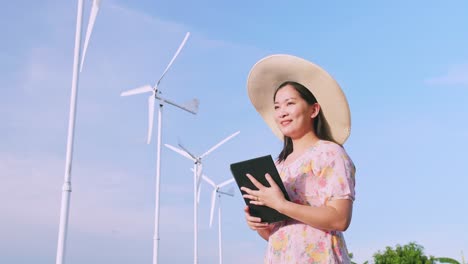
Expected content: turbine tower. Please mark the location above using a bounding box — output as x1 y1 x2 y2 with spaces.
56 1 101 263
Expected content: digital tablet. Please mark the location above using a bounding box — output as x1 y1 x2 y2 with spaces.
230 155 290 223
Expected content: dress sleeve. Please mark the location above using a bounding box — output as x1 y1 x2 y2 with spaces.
319 151 356 202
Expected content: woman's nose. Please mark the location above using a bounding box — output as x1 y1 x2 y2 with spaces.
277 109 287 118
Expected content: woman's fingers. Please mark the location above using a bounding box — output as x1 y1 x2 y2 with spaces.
240 186 255 195
246 173 265 189
242 193 257 200
249 200 265 206
247 218 269 230
245 207 262 222
265 173 278 189
249 222 270 230
242 193 266 205
244 206 268 230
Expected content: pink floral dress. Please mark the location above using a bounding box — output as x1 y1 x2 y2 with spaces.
265 140 356 264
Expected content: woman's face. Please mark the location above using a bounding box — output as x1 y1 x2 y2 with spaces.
273 85 318 139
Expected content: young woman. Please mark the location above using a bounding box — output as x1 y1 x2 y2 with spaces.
242 55 356 263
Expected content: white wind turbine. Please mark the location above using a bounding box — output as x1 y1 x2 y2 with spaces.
120 32 198 264
56 1 101 264
202 173 235 264
164 130 240 264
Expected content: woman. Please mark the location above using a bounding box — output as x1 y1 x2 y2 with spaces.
242 54 356 263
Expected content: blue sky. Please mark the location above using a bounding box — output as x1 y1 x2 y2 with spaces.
1 0 468 263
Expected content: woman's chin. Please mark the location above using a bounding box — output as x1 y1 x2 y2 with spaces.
280 130 297 138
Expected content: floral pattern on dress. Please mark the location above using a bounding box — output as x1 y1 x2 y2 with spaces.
264 140 356 264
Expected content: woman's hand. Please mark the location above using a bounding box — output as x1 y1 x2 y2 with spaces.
244 206 270 231
241 173 287 212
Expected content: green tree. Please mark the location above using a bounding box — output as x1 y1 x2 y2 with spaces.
372 242 460 264
349 252 357 264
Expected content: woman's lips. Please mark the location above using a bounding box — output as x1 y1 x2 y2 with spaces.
280 120 292 126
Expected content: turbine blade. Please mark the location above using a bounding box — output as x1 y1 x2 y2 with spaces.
200 131 240 159
160 97 198 115
155 32 190 87
190 167 207 196
197 184 202 204
147 95 155 144
191 167 203 204
80 0 101 72
164 144 196 161
120 85 153 96
209 189 216 228
177 143 197 160
202 175 216 188
218 178 234 188
196 164 203 192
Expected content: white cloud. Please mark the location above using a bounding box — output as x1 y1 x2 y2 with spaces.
425 64 468 86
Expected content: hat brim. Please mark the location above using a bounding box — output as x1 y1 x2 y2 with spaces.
247 54 351 145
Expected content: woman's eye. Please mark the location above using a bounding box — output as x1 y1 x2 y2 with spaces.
287 102 294 106
274 105 279 110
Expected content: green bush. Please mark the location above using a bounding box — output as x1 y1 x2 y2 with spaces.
349 242 461 264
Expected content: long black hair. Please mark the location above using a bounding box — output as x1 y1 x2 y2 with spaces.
275 81 333 162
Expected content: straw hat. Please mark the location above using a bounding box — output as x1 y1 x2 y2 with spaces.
247 54 351 144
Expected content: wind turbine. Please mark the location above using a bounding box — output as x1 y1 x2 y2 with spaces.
56 1 101 264
120 32 198 264
202 173 235 264
121 32 196 144
164 130 240 264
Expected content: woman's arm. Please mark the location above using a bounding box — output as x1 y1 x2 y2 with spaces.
242 174 353 232
277 198 352 232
